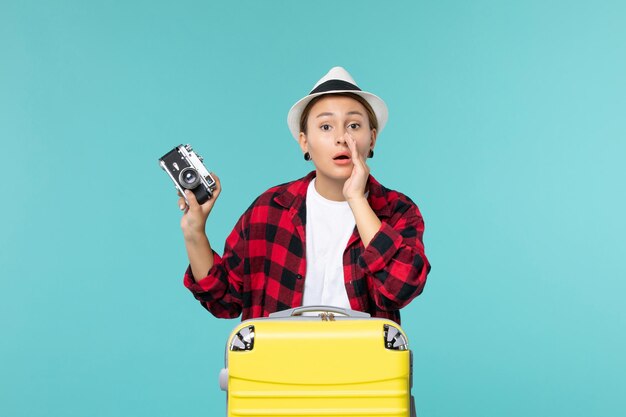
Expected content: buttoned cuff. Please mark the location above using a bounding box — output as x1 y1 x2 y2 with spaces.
183 251 223 293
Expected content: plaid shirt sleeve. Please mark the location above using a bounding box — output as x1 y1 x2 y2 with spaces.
358 192 430 312
183 210 249 319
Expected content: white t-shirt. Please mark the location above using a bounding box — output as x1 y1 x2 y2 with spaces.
301 179 355 309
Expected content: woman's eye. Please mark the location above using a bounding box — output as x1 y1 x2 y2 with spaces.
348 123 360 129
320 124 332 131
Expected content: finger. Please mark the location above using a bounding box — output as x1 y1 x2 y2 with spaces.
185 189 200 211
347 134 366 167
344 133 356 157
177 189 187 210
177 189 188 209
210 172 222 199
177 196 187 211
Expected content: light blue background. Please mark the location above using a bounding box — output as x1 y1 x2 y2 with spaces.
1 1 625 416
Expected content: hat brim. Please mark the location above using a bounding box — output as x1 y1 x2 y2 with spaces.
287 90 388 140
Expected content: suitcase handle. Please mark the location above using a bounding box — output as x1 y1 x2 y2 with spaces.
269 305 371 318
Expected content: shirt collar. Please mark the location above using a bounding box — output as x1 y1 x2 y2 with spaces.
273 171 316 210
274 171 392 219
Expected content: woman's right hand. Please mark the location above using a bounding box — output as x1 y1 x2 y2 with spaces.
179 173 222 238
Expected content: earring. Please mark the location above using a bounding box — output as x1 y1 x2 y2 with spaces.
304 152 311 161
368 149 374 158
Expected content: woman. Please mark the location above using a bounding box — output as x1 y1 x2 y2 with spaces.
178 67 430 324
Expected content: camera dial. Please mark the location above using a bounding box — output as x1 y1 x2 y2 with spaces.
179 167 201 189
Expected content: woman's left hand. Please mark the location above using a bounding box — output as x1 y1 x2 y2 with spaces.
342 133 370 201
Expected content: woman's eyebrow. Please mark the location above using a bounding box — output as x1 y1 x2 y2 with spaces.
315 110 364 118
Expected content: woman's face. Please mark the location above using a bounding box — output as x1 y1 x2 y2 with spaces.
299 95 377 183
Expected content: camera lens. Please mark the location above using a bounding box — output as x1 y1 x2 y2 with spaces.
182 170 197 184
179 167 201 189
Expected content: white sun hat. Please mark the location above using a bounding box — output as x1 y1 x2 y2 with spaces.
287 66 388 141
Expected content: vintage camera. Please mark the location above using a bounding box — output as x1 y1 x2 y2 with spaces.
158 144 216 205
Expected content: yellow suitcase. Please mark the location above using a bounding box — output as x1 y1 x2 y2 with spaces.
219 306 416 417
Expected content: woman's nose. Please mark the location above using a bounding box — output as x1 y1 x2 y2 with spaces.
335 131 348 145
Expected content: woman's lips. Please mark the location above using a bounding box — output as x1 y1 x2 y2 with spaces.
333 156 352 165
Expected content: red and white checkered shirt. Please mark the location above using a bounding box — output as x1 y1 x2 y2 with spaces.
184 171 430 324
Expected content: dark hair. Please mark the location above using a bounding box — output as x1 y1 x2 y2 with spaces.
299 93 379 135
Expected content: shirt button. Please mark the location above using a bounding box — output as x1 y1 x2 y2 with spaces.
297 274 303 280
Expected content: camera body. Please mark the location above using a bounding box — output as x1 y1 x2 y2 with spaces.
159 144 216 205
